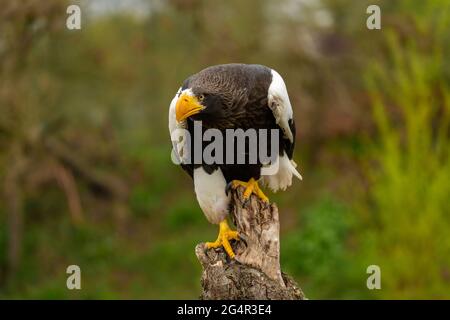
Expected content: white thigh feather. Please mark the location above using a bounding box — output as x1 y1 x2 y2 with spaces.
193 167 230 224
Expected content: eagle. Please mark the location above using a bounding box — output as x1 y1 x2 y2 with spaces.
168 64 301 258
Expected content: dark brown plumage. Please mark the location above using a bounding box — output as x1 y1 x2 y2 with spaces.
177 63 295 184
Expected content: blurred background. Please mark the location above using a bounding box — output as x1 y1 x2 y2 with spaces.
0 0 449 299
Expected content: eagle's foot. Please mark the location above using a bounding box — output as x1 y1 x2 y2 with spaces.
230 178 269 203
205 220 239 258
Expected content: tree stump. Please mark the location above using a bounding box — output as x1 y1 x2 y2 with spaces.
195 187 305 300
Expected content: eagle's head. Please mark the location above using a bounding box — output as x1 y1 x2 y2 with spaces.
175 88 228 124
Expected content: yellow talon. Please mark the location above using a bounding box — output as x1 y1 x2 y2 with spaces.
231 178 269 203
206 220 239 258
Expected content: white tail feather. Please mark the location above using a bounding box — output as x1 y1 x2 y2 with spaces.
261 154 302 192
290 160 303 181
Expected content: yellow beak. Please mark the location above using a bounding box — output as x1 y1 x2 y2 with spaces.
175 93 204 122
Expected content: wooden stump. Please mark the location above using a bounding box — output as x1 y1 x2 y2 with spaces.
195 187 305 300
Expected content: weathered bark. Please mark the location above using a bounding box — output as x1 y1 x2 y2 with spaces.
196 187 305 300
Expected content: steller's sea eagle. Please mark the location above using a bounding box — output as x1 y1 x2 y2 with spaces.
169 63 302 258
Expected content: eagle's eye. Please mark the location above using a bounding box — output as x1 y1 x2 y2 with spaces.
198 94 205 101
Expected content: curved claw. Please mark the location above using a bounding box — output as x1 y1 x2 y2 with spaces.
227 178 269 203
206 220 240 258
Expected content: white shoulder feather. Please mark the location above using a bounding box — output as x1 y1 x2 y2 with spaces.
267 69 294 143
168 87 189 163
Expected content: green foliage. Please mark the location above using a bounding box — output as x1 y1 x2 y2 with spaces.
164 198 204 231
283 197 350 276
363 1 450 298
282 196 370 298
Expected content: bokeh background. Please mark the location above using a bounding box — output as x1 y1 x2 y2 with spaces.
0 0 449 299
